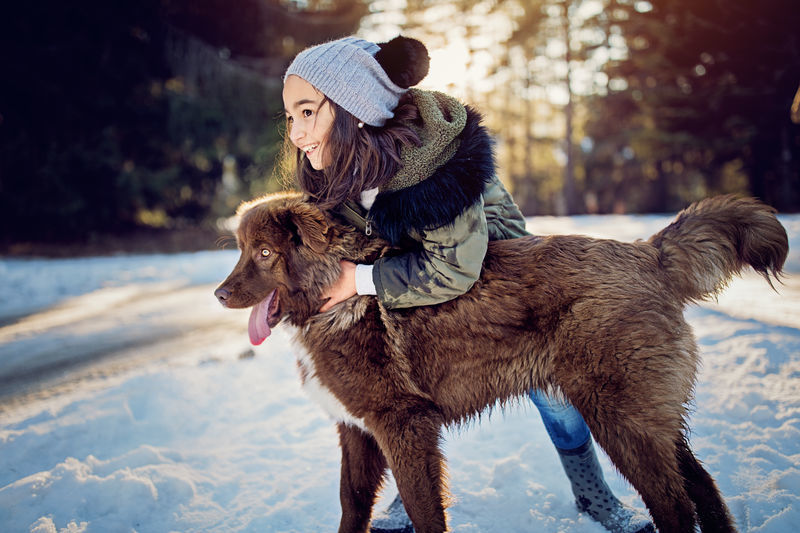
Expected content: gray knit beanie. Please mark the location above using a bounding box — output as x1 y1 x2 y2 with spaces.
284 36 418 127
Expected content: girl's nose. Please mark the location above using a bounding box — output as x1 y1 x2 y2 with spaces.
289 122 305 144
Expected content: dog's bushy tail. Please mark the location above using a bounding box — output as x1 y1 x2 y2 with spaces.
648 195 788 302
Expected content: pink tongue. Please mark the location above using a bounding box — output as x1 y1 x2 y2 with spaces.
248 291 275 345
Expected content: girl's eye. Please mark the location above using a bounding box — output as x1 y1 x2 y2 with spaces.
261 249 271 257
302 109 313 118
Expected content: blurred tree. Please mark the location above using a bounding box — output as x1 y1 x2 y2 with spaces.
492 0 613 214
0 0 366 246
585 0 800 212
7 0 794 251
373 0 799 214
581 0 667 213
492 0 555 215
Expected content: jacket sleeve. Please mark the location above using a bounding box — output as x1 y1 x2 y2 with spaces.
482 174 530 239
371 198 488 309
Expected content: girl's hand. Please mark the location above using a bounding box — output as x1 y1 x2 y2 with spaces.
320 260 358 312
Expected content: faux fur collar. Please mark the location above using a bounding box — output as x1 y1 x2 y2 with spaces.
369 92 496 244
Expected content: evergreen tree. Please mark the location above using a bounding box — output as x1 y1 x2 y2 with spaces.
586 0 800 211
0 0 367 245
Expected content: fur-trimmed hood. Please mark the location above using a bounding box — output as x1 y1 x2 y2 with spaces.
368 89 496 244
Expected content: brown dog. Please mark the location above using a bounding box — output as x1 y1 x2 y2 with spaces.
215 192 787 533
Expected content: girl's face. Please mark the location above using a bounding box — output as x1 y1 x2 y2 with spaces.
283 75 335 170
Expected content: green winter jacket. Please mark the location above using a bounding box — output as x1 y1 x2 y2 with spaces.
338 89 528 309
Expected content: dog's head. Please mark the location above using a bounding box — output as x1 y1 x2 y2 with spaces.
214 192 344 345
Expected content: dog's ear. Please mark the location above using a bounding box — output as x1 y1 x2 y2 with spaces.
288 204 330 253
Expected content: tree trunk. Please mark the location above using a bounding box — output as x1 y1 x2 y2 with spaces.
561 0 578 214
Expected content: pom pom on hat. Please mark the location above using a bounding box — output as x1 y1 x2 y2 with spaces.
375 36 430 89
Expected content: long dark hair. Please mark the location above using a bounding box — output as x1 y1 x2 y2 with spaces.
286 93 421 210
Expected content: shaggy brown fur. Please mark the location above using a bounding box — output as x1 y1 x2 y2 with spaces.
215 192 788 533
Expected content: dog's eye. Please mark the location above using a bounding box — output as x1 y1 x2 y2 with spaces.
261 248 271 257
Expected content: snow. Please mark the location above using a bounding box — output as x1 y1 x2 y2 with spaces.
1 213 799 533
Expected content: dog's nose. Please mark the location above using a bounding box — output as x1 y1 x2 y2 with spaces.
215 288 231 306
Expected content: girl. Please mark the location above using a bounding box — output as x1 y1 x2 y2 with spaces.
282 35 653 533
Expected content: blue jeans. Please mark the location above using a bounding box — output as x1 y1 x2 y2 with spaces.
529 389 591 450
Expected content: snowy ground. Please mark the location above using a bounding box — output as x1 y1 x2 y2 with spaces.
1 213 799 533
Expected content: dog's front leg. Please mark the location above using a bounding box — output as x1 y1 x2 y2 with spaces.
370 403 448 533
337 422 388 533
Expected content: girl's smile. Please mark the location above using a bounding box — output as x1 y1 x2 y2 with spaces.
283 75 335 170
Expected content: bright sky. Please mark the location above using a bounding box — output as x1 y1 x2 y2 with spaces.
421 42 470 93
